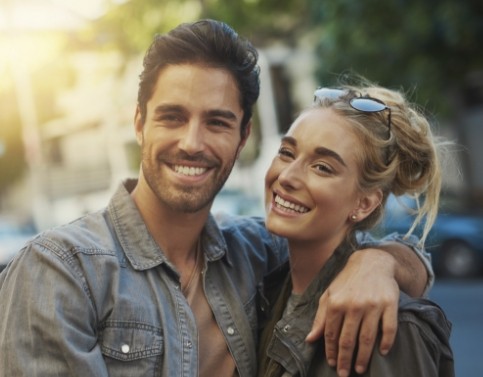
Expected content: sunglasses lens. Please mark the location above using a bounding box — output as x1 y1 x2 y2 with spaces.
314 88 346 101
350 98 387 113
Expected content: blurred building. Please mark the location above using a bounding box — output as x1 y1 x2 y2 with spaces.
22 44 318 229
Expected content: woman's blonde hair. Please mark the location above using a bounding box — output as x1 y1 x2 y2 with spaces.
312 81 445 245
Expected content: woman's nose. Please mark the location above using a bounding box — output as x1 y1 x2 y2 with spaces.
278 161 304 190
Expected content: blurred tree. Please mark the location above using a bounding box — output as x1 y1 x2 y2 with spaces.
0 33 74 199
88 0 312 54
307 0 483 116
4 0 480 195
91 0 483 116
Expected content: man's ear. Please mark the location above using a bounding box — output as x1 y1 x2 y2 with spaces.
134 106 144 146
236 120 252 159
355 189 383 221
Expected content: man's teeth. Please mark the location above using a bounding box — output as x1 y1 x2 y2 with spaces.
174 165 207 176
274 195 309 213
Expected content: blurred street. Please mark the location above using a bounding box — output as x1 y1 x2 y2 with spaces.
430 279 483 376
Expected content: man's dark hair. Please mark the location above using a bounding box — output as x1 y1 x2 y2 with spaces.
137 19 260 138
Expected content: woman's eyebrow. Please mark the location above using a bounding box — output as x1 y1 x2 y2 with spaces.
314 146 347 167
281 136 347 167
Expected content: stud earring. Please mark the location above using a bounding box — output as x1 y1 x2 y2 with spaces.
350 214 357 221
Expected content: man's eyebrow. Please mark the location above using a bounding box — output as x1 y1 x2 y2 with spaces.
153 104 185 115
153 105 238 122
281 135 347 167
205 109 238 121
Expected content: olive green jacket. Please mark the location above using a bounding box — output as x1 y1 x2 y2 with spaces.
257 243 454 377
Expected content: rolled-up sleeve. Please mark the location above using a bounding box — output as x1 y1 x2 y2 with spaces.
356 231 434 296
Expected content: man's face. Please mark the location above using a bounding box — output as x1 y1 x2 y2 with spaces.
135 64 248 213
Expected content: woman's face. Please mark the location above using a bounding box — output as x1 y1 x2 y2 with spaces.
265 107 366 246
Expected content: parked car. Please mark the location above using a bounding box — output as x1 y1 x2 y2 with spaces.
373 195 483 279
0 219 37 272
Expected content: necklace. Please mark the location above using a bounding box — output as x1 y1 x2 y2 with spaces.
182 239 202 296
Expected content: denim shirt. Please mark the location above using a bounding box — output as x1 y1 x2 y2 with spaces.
0 180 287 377
0 180 433 376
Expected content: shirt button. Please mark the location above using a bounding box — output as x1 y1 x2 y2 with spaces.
186 340 193 348
227 326 235 335
283 325 291 333
121 344 130 353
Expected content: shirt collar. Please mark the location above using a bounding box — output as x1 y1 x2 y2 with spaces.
108 179 231 270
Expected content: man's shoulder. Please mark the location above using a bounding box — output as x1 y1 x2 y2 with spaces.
33 208 116 256
211 213 288 264
215 213 266 231
214 214 282 244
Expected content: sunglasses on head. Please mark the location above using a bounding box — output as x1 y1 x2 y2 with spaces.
313 88 392 138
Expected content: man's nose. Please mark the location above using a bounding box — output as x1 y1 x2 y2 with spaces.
178 122 205 155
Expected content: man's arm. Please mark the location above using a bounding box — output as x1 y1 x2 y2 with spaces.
360 232 434 297
306 234 432 377
0 244 109 376
380 240 429 297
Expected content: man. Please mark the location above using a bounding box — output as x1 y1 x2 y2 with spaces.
0 20 432 377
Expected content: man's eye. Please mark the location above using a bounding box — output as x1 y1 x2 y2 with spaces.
160 114 182 122
208 119 230 128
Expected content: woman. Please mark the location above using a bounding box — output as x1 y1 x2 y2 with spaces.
257 84 454 376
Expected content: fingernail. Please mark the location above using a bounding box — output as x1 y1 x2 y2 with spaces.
327 358 336 367
380 348 389 356
338 369 349 377
356 364 365 374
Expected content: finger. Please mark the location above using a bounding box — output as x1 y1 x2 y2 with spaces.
336 309 363 377
379 302 398 355
353 311 380 374
324 306 344 368
306 292 328 342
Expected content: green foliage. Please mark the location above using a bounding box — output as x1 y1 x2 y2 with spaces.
91 0 482 117
199 0 310 45
308 0 483 115
88 0 204 55
90 0 313 54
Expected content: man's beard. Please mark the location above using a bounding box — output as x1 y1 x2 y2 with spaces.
141 150 237 213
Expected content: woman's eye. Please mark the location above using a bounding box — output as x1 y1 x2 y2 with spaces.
315 163 333 174
278 147 294 159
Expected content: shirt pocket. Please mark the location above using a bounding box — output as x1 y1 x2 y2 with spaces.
99 321 164 377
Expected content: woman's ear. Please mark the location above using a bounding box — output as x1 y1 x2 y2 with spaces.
353 189 383 222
